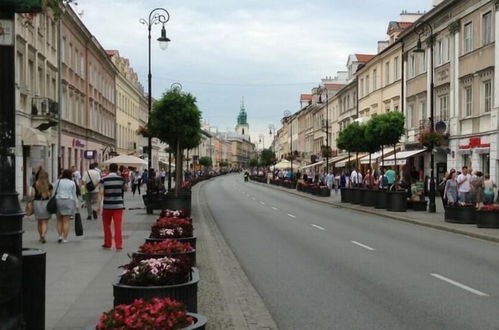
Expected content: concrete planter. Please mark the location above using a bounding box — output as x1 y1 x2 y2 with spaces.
132 250 196 267
386 191 407 212
444 206 476 224
146 236 197 250
475 210 499 228
374 190 388 209
113 268 199 312
185 313 208 330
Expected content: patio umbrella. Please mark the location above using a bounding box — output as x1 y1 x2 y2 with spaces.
103 155 147 167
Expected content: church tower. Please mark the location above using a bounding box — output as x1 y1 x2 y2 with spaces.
235 97 250 138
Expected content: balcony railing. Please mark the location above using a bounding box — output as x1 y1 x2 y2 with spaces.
31 97 58 117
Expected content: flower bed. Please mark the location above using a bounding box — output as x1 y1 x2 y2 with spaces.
133 240 196 266
444 203 476 224
151 218 194 239
114 257 199 312
97 297 196 329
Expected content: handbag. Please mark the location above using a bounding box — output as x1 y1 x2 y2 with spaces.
74 212 84 236
46 180 60 214
85 170 96 192
25 201 34 216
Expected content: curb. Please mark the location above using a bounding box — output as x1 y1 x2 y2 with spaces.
250 181 499 245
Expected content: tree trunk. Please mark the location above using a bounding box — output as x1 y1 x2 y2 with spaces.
381 146 384 169
175 139 183 196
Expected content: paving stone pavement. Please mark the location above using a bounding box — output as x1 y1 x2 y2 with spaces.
20 177 277 329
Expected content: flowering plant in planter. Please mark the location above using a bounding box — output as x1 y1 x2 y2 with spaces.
447 202 475 208
151 218 193 239
96 297 193 330
159 209 188 218
119 257 191 286
139 240 193 255
479 204 499 211
418 130 446 148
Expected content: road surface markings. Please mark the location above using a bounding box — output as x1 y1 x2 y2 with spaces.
272 207 279 211
351 241 375 251
259 201 265 205
311 224 325 231
251 197 256 201
287 213 296 218
430 273 489 297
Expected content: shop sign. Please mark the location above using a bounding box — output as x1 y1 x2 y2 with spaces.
458 137 490 149
72 139 85 148
84 150 97 159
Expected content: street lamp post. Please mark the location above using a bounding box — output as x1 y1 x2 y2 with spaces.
140 8 171 182
414 21 436 213
269 124 276 179
283 110 292 176
168 83 182 191
318 86 331 174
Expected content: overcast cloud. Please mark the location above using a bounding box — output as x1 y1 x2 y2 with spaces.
76 0 431 146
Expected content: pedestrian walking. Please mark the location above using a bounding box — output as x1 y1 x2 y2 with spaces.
457 166 472 204
131 169 142 196
471 171 484 208
160 169 166 184
443 169 458 204
31 167 53 243
81 163 100 220
483 174 496 205
97 163 126 250
54 169 78 243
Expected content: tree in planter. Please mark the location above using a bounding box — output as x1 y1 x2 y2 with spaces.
379 111 405 170
149 89 202 196
198 156 212 172
260 148 275 167
248 158 259 168
364 119 382 177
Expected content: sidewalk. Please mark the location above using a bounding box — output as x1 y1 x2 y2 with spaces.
21 181 276 329
251 182 499 244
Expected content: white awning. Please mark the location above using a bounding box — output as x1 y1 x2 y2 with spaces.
301 161 324 170
327 154 349 165
382 149 426 166
22 127 48 146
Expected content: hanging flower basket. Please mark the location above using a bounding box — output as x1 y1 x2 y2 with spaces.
418 130 445 148
321 145 332 158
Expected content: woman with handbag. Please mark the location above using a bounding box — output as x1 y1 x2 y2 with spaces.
31 167 53 243
54 169 78 243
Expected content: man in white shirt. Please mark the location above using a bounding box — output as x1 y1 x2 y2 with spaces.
82 163 101 220
356 170 363 187
457 166 471 204
351 169 358 187
326 171 334 190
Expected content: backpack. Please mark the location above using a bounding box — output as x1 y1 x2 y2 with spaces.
382 175 389 187
85 170 96 192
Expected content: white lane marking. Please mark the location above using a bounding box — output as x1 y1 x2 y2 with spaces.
251 197 256 201
259 201 265 205
287 213 296 218
272 207 279 211
351 240 375 251
430 273 489 297
311 224 325 231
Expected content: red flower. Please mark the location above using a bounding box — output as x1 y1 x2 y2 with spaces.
151 218 193 239
139 240 193 254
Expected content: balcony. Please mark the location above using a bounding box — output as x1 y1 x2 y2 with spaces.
31 97 58 118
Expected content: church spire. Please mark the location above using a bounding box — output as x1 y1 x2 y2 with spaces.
237 97 247 125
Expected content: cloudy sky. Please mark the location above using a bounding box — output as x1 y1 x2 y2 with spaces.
76 0 431 147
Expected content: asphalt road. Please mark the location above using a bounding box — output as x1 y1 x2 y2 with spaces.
203 174 499 330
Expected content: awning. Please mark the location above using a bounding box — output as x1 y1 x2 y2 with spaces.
359 149 396 164
301 161 324 170
22 127 48 146
327 154 349 165
382 149 427 166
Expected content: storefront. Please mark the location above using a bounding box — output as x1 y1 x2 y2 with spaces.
451 136 493 176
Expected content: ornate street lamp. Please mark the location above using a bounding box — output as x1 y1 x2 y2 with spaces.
317 85 331 174
140 8 171 181
283 110 293 176
414 21 436 213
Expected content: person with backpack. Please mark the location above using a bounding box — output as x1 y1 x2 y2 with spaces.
82 163 100 220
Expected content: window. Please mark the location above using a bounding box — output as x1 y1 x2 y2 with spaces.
409 54 416 77
394 56 400 79
439 95 449 120
359 78 364 97
483 80 492 113
420 50 427 73
481 153 490 175
366 75 369 94
435 40 443 65
420 100 427 122
407 104 414 129
372 69 377 90
385 62 390 85
482 11 492 45
464 86 472 117
464 22 473 53
463 154 471 168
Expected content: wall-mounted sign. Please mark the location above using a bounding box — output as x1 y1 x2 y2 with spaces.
84 150 97 160
72 139 85 148
0 19 14 46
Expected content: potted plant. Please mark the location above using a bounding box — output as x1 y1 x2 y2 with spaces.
113 257 199 312
133 240 196 267
475 205 499 228
444 203 476 224
147 217 196 249
97 297 207 329
418 130 446 148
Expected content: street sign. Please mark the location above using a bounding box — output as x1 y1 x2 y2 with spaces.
0 0 43 13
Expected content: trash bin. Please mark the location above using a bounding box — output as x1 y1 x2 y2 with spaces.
22 248 46 330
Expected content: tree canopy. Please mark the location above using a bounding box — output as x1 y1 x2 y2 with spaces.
248 158 259 167
336 122 365 153
199 156 212 168
259 149 275 167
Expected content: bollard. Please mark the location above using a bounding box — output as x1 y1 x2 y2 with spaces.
22 248 46 330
